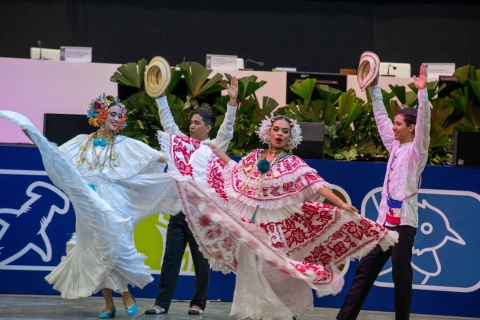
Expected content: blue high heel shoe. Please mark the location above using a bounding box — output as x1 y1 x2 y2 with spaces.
98 307 116 318
125 295 137 316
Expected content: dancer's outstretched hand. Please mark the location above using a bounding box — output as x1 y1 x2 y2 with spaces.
204 141 232 164
340 203 359 215
318 187 359 214
227 76 238 106
413 64 427 90
204 141 219 152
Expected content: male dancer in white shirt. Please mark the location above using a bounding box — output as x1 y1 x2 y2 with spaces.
145 77 238 316
336 64 430 320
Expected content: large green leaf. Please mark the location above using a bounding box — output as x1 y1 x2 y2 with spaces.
430 98 453 128
337 93 356 120
121 91 161 149
381 90 396 120
430 81 447 100
389 85 406 105
322 100 338 126
453 65 472 83
308 100 324 123
404 91 418 107
449 87 469 112
317 85 342 104
284 101 304 121
429 124 450 149
257 97 280 122
468 78 480 103
166 68 183 94
166 93 185 112
179 61 224 98
224 74 267 102
344 103 364 130
290 78 316 101
110 59 147 89
463 103 480 131
337 93 363 129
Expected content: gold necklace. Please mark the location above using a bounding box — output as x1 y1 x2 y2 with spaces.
76 132 119 172
76 134 134 190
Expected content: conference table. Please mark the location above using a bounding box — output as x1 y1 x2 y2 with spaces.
0 57 419 144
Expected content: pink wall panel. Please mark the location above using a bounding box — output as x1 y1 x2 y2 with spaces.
0 58 120 144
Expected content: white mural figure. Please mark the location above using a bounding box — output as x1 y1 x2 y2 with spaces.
411 199 465 284
375 198 465 284
0 181 70 267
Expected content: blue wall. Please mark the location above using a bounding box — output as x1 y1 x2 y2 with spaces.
1 145 479 318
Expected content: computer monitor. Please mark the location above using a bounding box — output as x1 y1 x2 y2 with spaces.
437 76 464 98
286 72 347 104
44 114 96 146
453 131 480 168
296 122 325 160
437 76 479 106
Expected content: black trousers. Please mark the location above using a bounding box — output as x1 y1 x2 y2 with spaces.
336 225 416 320
154 212 210 312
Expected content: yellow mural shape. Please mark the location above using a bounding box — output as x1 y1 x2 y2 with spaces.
134 213 196 275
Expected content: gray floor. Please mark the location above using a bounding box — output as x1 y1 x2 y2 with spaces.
0 294 477 320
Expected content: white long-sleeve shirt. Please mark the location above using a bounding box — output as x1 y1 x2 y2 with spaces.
155 96 237 152
369 85 431 228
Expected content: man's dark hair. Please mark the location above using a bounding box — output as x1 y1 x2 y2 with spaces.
192 107 216 132
397 107 417 134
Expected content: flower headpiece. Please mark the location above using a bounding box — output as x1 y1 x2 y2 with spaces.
87 93 128 132
256 114 302 151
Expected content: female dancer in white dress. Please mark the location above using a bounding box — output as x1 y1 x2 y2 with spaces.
0 94 180 318
158 115 399 320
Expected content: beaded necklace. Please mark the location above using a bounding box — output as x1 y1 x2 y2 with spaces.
76 132 119 172
75 132 135 190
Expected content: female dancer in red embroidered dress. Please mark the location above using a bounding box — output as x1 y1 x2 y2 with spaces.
158 115 399 320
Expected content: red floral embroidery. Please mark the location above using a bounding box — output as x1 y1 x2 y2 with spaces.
207 155 227 200
221 235 235 252
305 245 333 265
205 225 224 240
168 135 201 178
331 241 348 256
231 149 324 201
199 215 213 227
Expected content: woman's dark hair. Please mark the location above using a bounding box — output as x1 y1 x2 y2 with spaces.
271 115 293 129
192 107 216 129
397 108 417 134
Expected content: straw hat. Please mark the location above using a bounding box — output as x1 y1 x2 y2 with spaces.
144 56 172 98
357 51 380 92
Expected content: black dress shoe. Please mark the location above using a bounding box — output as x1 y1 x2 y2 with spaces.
188 308 203 315
145 306 167 315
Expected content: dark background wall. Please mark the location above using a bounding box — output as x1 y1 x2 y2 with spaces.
1 0 479 75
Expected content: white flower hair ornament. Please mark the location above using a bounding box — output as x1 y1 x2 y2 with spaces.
256 114 302 152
